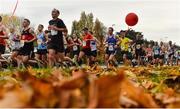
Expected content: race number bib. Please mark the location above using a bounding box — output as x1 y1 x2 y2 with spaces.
83 41 86 46
51 30 58 35
73 45 78 51
90 41 97 51
108 45 114 51
37 39 42 45
121 46 125 50
154 50 159 55
136 44 141 49
128 48 131 52
34 47 37 53
91 45 97 51
64 45 67 49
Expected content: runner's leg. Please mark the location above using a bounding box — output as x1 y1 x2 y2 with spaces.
48 49 56 67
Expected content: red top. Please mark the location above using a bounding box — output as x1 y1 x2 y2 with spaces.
146 48 153 57
82 34 93 49
21 28 34 41
0 31 6 46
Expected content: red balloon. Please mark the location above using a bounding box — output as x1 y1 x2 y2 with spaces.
125 13 138 26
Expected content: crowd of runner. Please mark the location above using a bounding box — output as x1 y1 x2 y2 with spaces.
0 9 180 68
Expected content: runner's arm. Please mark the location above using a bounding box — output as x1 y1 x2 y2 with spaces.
77 39 82 46
67 37 75 47
54 26 67 32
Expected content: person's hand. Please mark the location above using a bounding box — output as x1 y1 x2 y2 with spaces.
48 25 52 30
51 25 58 31
114 45 118 48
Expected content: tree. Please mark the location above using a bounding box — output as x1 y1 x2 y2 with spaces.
71 11 107 43
0 14 24 34
93 18 106 45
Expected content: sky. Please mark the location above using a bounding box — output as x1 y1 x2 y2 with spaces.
0 0 180 45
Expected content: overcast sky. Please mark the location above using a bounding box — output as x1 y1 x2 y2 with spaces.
0 0 180 44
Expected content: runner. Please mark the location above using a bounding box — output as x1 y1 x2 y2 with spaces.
47 9 72 67
63 30 73 57
78 27 93 65
153 42 160 65
104 27 118 67
134 34 144 66
0 16 8 59
8 28 21 61
168 41 175 66
119 30 132 64
17 18 36 68
146 44 153 65
89 31 100 65
72 33 81 62
159 41 166 65
35 24 47 63
175 49 180 65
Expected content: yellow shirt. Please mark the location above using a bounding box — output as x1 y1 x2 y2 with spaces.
120 37 130 51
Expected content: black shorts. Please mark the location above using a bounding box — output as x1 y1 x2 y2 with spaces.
168 53 174 58
91 50 97 57
36 49 47 55
0 44 5 54
148 56 153 61
82 48 91 56
106 49 116 55
12 48 20 52
65 48 70 54
154 55 160 59
73 50 80 56
47 41 64 53
135 48 144 59
121 51 129 56
18 43 34 56
159 54 164 59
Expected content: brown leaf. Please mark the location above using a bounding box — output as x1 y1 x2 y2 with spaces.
95 70 125 108
121 79 158 108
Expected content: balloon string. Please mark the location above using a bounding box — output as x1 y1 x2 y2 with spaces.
11 0 19 17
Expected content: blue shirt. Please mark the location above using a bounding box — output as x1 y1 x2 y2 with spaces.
37 33 47 50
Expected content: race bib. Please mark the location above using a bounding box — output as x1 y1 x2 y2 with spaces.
37 39 42 45
51 30 58 35
155 50 159 55
90 41 97 51
64 45 67 49
91 45 97 51
165 54 168 59
108 45 114 51
73 45 78 51
121 46 125 50
83 41 86 46
34 47 37 52
128 48 131 52
136 44 141 49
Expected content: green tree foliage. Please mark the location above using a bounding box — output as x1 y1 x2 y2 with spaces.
71 11 106 43
93 18 106 45
0 14 24 33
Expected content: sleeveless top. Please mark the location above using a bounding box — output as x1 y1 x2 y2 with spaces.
106 34 117 51
0 31 6 46
37 32 47 50
21 28 34 41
